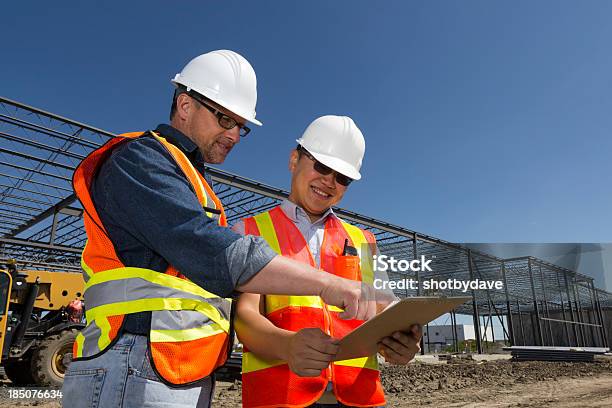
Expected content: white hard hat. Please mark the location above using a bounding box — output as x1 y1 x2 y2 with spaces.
172 50 262 126
296 115 365 180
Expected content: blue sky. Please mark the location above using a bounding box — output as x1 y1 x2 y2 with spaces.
3 1 612 243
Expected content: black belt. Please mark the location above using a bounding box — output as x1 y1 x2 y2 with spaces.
122 311 152 335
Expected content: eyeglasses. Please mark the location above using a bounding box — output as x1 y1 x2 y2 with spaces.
298 146 353 187
189 92 251 137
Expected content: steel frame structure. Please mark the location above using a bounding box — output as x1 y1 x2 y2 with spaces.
1 96 610 352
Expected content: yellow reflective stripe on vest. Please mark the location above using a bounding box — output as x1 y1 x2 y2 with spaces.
242 354 378 374
96 316 112 351
334 355 379 370
266 295 323 315
150 322 226 343
82 265 230 333
80 241 94 280
83 265 219 299
242 351 285 374
253 212 281 254
341 221 375 285
86 298 230 333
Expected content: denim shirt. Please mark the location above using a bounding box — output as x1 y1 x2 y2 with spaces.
90 124 276 333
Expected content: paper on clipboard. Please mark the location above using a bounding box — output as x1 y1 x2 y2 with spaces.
334 296 471 361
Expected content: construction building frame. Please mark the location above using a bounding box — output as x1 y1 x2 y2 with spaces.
1 96 610 354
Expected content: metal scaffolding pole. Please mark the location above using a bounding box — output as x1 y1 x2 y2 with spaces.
501 261 515 346
516 300 525 346
413 232 427 356
594 289 610 348
582 284 596 346
595 288 608 348
559 299 570 347
468 250 482 354
587 309 596 346
529 312 538 346
573 284 587 346
452 310 459 352
488 298 495 345
528 258 544 346
538 266 554 346
588 281 603 347
49 209 59 245
481 314 489 353
564 273 580 346
555 271 571 346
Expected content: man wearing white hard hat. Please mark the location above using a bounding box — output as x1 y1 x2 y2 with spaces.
62 52 378 407
233 116 422 408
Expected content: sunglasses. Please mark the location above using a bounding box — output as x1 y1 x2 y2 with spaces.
298 146 353 187
189 92 251 137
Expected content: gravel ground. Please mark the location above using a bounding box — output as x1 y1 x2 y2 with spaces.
1 358 611 407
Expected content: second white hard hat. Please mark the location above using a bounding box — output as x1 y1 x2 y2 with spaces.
172 50 262 126
296 115 365 180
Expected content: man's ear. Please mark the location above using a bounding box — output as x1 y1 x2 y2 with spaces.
175 93 193 122
288 150 299 172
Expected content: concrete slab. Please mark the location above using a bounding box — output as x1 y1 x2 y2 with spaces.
413 355 446 364
472 354 512 362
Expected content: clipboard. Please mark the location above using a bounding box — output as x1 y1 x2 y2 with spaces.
334 296 471 361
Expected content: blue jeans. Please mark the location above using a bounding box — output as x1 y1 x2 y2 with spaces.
62 333 214 408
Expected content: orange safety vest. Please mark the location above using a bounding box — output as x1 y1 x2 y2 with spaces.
241 206 385 407
72 131 231 386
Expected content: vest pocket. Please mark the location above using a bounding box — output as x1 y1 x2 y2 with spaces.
62 368 106 408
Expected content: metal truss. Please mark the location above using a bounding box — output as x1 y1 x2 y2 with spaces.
1 96 610 352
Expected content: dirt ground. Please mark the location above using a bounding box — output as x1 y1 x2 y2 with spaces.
1 358 611 407
211 358 612 408
380 358 612 407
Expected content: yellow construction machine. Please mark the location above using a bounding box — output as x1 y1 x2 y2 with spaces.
0 261 84 387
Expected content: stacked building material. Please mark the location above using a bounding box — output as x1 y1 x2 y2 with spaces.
503 346 609 362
